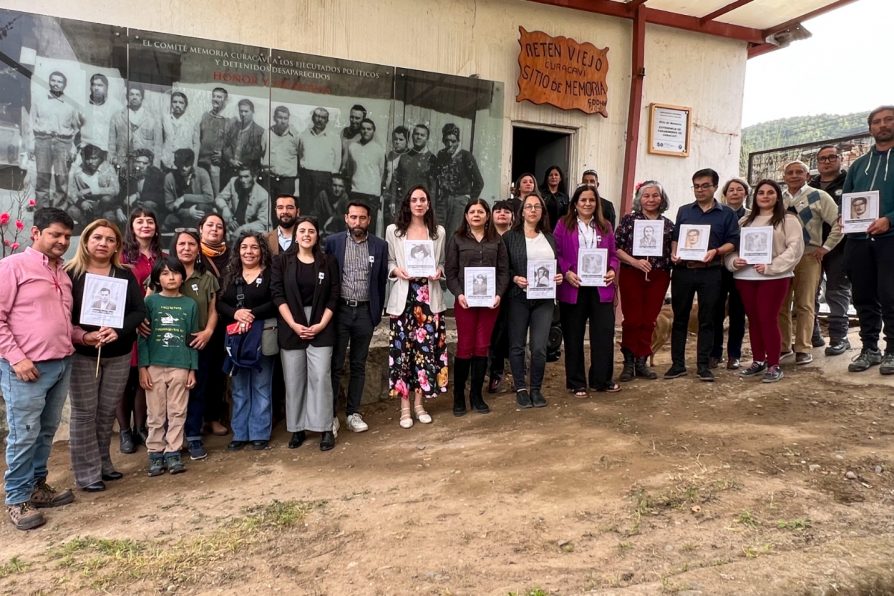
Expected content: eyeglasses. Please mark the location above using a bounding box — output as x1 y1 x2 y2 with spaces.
523 204 543 211
817 155 840 163
692 183 715 191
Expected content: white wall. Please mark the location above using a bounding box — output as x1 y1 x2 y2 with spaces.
9 0 746 215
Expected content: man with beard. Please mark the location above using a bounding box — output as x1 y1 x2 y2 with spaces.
161 91 198 172
340 104 366 172
214 166 269 236
267 106 300 200
223 99 266 188
324 201 388 434
265 194 299 255
435 123 484 234
163 148 214 228
393 123 436 202
30 71 80 208
79 74 116 155
124 148 165 216
345 118 386 234
66 143 120 226
197 87 231 196
298 106 341 217
842 106 894 374
109 84 162 170
317 174 351 237
382 126 409 228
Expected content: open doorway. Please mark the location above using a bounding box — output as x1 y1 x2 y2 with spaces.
511 125 573 194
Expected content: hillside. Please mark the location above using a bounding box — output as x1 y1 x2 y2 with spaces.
740 110 869 173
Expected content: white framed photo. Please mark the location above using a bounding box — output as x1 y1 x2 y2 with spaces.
842 190 879 234
740 226 773 265
79 273 128 329
676 224 711 261
632 219 664 257
526 259 556 300
464 266 496 307
578 248 608 286
404 239 436 277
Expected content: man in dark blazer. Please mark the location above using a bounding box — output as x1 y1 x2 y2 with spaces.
324 200 388 433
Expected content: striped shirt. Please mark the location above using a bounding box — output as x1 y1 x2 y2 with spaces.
341 235 370 302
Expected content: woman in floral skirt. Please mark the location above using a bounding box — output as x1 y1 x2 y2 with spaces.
385 185 448 429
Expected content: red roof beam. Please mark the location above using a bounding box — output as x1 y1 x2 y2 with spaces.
700 0 755 23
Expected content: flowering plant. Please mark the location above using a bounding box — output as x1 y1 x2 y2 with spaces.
0 185 35 259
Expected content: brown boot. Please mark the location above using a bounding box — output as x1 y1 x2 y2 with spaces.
7 502 45 530
31 478 75 508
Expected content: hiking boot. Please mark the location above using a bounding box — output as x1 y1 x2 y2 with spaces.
880 352 894 376
795 352 813 365
147 454 166 477
7 502 45 531
634 357 657 380
663 364 687 379
619 349 635 382
166 453 186 474
848 348 882 372
762 365 784 383
119 428 136 454
740 361 767 377
31 478 74 508
187 440 207 461
825 338 851 356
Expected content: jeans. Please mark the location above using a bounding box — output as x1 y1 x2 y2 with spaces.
845 236 894 351
1 357 72 505
507 294 553 391
230 355 274 441
815 245 852 341
331 303 375 417
711 268 745 360
185 345 212 443
671 266 723 369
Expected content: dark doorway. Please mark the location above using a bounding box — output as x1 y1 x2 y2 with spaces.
511 125 572 193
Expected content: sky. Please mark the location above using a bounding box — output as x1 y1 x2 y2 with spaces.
741 0 889 126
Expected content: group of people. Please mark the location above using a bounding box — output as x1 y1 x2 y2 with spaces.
30 71 485 240
2 104 891 532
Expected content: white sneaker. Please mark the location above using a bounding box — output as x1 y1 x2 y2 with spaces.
331 417 340 439
346 413 369 433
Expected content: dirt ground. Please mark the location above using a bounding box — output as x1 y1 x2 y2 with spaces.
1 327 894 596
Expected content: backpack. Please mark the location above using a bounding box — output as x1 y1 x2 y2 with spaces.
223 319 264 375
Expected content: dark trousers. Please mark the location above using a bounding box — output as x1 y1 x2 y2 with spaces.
34 136 72 208
488 302 510 376
507 294 553 391
267 175 298 200
711 268 746 360
298 169 332 216
184 327 227 442
331 303 375 416
560 289 615 390
815 244 852 341
845 236 894 351
737 278 790 367
671 266 723 369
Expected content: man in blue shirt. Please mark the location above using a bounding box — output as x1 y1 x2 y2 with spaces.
666 168 740 382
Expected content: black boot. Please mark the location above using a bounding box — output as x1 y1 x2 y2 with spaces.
119 429 136 454
619 348 635 382
634 356 657 380
453 357 471 416
469 357 490 414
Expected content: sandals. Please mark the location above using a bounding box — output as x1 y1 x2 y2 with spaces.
573 388 589 398
399 403 413 429
601 383 621 393
414 405 432 424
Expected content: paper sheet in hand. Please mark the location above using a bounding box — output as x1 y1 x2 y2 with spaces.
464 267 496 307
676 224 710 261
79 273 127 329
842 191 879 234
632 219 663 257
404 239 436 277
578 248 608 286
526 259 556 299
740 226 773 265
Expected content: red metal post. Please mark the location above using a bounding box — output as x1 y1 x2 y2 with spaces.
620 5 646 216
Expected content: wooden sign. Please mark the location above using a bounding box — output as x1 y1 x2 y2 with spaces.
516 27 609 116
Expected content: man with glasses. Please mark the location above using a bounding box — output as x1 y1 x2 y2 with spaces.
665 168 739 382
842 105 894 374
809 145 852 355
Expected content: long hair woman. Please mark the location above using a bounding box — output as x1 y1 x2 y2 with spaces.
66 219 146 491
540 165 569 232
385 185 448 428
445 199 509 416
554 184 619 395
726 179 804 382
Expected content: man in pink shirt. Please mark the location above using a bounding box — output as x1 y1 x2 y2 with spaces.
0 208 77 530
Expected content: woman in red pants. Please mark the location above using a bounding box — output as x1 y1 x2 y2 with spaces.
615 181 674 381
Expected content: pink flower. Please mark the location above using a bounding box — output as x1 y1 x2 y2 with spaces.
414 327 428 343
394 378 408 398
15 220 23 231
10 242 18 251
415 284 430 303
417 370 431 393
27 198 36 207
0 213 9 226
